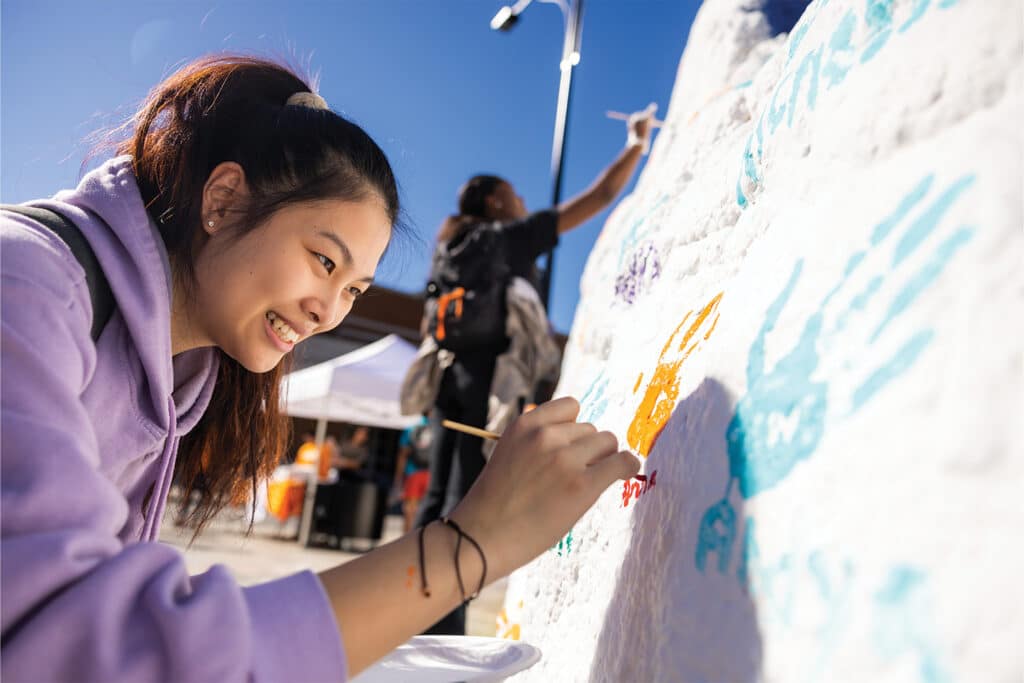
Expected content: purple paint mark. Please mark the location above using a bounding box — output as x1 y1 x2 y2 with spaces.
615 242 662 304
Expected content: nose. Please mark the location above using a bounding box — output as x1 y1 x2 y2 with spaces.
302 291 352 332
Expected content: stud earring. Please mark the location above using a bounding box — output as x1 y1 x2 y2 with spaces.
207 220 215 228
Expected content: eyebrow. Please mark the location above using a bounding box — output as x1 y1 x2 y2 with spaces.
317 230 375 284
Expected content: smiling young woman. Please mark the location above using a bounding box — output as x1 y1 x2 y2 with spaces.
0 54 639 681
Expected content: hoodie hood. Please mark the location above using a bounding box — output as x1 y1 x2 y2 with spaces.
35 156 217 436
25 156 218 541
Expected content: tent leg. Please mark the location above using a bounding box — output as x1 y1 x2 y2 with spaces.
298 418 327 546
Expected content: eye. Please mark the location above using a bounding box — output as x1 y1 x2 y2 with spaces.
346 286 365 298
314 252 335 274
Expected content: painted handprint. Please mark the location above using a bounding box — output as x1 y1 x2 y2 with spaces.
872 566 951 682
697 172 976 576
615 241 662 305
628 292 723 457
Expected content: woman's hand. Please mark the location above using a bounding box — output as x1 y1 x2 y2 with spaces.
448 396 640 580
627 103 657 153
319 397 638 675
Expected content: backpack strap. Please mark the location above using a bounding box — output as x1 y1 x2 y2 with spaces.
2 204 114 341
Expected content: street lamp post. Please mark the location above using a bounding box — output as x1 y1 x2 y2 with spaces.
491 0 584 308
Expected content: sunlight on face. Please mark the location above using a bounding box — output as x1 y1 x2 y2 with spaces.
193 198 392 372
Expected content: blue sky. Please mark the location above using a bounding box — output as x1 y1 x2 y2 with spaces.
1 1 700 332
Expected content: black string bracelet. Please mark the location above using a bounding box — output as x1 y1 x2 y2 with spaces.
440 516 488 602
452 528 467 602
417 523 431 597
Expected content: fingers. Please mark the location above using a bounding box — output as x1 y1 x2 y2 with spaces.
562 430 619 467
521 396 580 426
586 450 641 488
545 420 598 446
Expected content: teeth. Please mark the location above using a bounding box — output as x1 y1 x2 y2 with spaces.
266 311 300 344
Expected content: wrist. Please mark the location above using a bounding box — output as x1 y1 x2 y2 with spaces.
626 130 649 154
446 505 506 587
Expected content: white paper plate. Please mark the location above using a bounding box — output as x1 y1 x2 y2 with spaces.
351 635 542 683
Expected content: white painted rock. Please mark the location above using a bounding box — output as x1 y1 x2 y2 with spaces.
502 0 1023 680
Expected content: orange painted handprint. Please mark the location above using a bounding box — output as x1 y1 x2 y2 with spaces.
627 293 723 456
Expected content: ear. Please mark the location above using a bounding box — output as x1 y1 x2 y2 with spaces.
201 161 248 234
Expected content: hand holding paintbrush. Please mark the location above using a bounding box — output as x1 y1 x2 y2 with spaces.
442 417 647 482
443 397 640 580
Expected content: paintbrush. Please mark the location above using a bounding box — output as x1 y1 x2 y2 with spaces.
441 419 647 480
606 110 664 128
442 419 501 441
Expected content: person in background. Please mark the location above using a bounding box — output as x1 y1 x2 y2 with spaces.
393 415 432 533
332 426 370 471
294 431 319 465
413 106 655 635
0 54 638 681
295 430 338 481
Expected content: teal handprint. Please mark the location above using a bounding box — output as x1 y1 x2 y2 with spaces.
728 259 827 497
873 566 951 683
697 173 976 576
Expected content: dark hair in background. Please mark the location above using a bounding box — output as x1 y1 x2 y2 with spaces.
457 175 504 219
437 174 505 242
107 54 400 537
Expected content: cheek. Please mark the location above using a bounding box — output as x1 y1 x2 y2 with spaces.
197 245 283 314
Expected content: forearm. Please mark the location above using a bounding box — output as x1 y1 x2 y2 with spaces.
592 141 644 203
318 516 494 677
557 141 644 234
316 398 639 678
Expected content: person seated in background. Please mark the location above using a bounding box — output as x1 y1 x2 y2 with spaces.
331 427 370 472
294 431 319 466
295 431 335 481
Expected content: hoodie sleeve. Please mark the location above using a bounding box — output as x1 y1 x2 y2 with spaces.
0 213 348 682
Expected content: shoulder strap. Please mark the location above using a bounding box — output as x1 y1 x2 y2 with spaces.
2 204 114 341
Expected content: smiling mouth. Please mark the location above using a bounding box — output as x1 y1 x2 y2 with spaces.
266 311 300 344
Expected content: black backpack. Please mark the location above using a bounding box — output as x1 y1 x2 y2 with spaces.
424 223 509 351
2 205 114 341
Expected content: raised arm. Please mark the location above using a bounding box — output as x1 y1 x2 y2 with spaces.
318 397 639 676
556 105 656 234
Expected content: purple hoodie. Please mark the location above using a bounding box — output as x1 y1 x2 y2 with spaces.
1 157 347 682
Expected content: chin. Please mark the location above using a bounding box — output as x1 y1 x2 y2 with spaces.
249 354 285 374
225 347 284 374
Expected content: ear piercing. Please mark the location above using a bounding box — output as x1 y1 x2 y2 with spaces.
207 220 215 228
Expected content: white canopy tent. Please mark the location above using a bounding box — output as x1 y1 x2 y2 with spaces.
282 333 421 430
283 333 422 546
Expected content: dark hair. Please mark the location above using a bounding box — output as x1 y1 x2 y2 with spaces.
437 174 505 242
111 54 400 537
457 175 504 219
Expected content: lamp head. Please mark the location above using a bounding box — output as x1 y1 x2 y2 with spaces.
490 6 520 31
